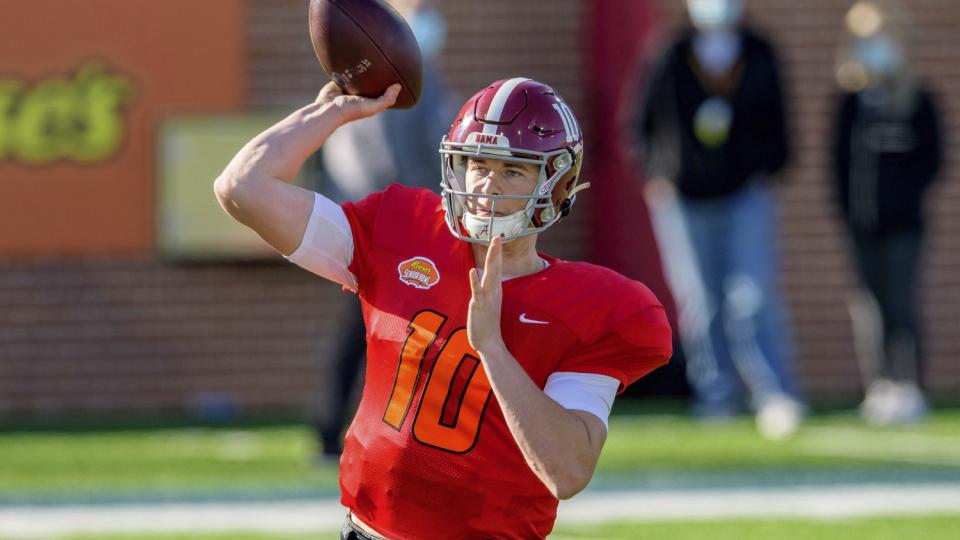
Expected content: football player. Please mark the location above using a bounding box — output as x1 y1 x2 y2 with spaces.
215 78 672 539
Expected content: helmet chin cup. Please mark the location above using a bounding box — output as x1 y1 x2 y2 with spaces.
462 211 529 243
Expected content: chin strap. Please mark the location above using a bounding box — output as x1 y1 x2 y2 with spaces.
569 181 591 198
551 181 592 220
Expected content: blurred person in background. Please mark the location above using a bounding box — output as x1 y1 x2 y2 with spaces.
636 0 804 439
311 0 458 460
832 1 943 425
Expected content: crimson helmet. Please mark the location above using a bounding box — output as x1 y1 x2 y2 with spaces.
439 78 588 244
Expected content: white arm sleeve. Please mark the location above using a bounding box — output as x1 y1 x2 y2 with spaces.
284 192 359 290
544 372 620 428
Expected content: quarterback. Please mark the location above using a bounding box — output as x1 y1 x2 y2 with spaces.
215 78 672 539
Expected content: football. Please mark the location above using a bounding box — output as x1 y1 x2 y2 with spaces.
308 0 423 109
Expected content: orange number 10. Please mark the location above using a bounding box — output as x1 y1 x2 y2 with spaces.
382 310 492 453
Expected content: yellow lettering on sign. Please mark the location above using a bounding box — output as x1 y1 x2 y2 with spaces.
410 261 433 274
0 64 132 165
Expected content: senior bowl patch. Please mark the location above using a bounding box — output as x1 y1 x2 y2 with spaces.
397 257 440 290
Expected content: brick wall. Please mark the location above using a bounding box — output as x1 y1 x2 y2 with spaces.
0 259 347 416
1 0 957 419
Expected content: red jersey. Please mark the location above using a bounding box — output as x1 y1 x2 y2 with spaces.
338 185 672 539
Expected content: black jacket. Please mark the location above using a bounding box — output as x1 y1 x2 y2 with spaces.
832 87 943 233
638 28 789 200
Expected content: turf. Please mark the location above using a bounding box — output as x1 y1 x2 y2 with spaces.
0 427 338 499
59 514 960 540
599 410 960 471
2 409 959 501
554 514 960 540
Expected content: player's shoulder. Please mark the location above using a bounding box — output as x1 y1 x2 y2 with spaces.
380 183 444 224
519 257 666 344
354 183 443 230
547 258 662 309
363 184 448 250
380 183 441 209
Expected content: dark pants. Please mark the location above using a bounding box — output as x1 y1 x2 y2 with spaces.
317 295 366 454
340 518 382 540
850 228 924 386
340 518 377 540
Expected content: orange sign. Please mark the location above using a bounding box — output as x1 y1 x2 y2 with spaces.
0 0 246 256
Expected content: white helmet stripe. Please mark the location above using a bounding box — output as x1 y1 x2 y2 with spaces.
553 102 581 142
482 77 530 135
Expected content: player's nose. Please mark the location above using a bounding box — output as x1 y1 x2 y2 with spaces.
477 170 503 195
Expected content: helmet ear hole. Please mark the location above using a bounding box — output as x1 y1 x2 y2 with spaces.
540 205 556 224
559 198 573 218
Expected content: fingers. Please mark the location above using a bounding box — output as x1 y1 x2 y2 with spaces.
469 267 481 298
481 236 503 290
315 80 344 104
341 83 402 121
364 84 401 114
382 83 401 106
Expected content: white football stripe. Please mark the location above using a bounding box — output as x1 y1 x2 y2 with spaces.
482 77 530 135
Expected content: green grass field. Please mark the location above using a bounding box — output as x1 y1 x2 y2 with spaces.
3 409 959 500
2 406 959 538
55 515 960 540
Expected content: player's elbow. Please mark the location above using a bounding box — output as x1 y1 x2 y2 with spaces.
213 170 259 222
214 142 271 216
213 173 234 206
213 173 244 219
546 460 593 500
553 467 592 500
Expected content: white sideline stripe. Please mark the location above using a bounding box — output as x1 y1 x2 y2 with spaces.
801 426 960 449
2 484 960 536
482 77 529 135
798 427 960 466
556 483 960 524
0 501 343 536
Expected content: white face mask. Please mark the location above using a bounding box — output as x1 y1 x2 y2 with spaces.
693 31 742 74
410 8 447 59
686 0 744 31
855 36 904 79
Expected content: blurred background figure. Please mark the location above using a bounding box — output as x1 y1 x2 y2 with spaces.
832 1 943 426
636 0 804 439
310 0 458 460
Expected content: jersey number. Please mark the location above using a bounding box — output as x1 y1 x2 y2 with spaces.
382 310 492 453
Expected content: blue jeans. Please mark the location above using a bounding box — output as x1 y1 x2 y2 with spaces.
679 183 800 414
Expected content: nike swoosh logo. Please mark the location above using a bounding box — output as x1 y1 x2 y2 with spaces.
519 313 549 325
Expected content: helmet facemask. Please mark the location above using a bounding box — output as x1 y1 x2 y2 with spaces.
439 138 585 245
